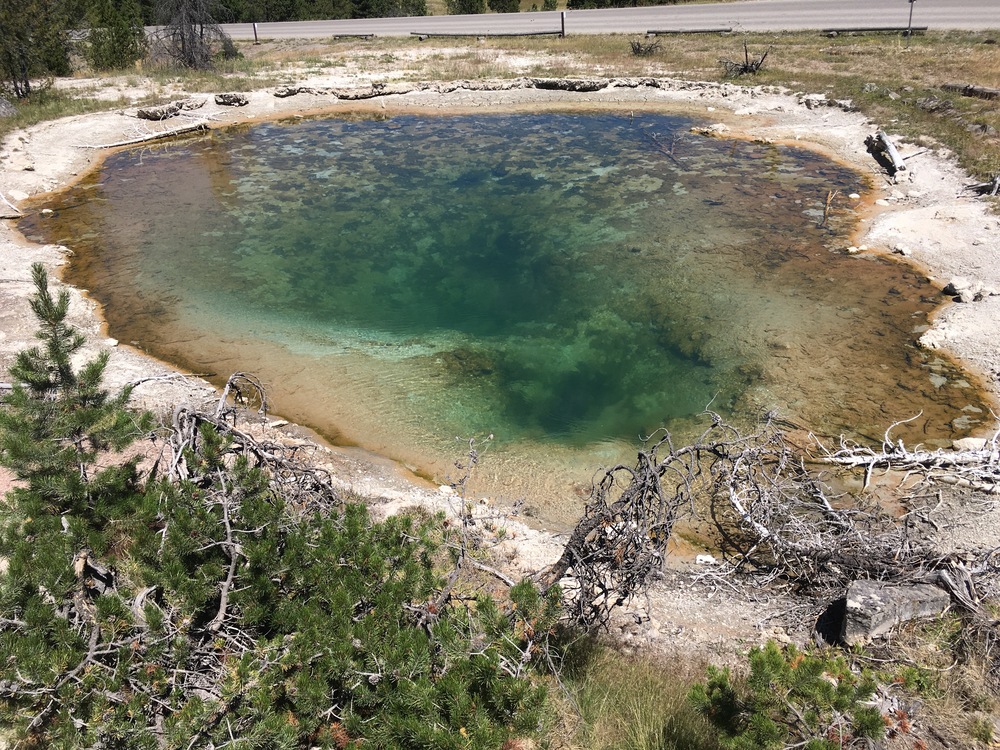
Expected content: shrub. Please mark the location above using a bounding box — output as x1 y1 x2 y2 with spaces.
0 264 558 749
689 641 885 750
86 0 147 71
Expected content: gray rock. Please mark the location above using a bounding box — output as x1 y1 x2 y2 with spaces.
942 276 984 302
0 97 16 118
801 93 830 109
331 87 381 100
842 580 950 645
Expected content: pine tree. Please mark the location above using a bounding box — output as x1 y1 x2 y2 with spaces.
86 0 147 71
0 0 71 98
487 0 519 13
0 264 154 746
689 641 886 750
445 0 485 13
0 264 151 533
0 264 152 557
0 263 557 748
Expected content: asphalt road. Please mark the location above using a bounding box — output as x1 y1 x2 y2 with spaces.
222 0 1000 40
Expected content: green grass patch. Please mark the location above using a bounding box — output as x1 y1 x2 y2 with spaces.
549 641 720 750
0 88 130 145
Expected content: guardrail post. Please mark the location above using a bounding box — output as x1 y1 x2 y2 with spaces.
253 22 259 44
560 11 566 37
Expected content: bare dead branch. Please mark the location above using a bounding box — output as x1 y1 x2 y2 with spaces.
720 42 771 76
819 423 1000 495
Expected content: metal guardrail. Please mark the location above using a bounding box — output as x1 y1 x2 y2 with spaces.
646 28 733 35
411 9 566 39
411 30 561 38
820 26 928 34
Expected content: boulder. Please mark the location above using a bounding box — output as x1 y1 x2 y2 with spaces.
842 580 950 645
0 97 16 118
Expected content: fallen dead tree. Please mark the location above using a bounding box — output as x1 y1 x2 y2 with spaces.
136 97 205 121
967 174 1000 196
539 412 999 649
77 121 210 149
942 82 1000 101
818 418 1000 494
161 372 343 517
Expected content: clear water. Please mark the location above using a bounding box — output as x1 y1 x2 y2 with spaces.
23 111 989 523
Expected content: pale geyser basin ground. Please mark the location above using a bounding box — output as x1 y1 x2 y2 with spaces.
20 108 990 525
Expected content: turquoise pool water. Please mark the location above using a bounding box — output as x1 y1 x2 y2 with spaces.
23 111 987 522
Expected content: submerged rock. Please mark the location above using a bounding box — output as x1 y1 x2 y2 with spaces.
953 437 989 451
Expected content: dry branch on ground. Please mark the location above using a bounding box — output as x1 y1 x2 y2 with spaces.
540 412 999 651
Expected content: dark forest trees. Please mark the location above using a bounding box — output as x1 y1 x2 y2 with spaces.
486 0 520 13
86 0 147 70
208 0 426 21
0 0 71 98
567 0 678 7
445 0 484 14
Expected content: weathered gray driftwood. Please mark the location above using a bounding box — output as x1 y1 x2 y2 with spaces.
215 93 249 107
78 122 210 149
865 130 907 176
137 102 182 121
842 580 950 644
136 98 205 121
0 190 21 218
966 175 1000 196
942 82 1000 101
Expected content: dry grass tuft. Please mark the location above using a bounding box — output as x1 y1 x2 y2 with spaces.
545 643 720 750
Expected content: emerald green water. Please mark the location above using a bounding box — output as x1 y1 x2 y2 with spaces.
23 111 988 523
